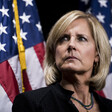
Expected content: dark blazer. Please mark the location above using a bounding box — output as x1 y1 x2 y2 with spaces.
12 83 112 112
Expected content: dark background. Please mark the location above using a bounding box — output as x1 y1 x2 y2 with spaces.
36 0 79 41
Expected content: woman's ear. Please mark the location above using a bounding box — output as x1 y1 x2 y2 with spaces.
95 52 99 63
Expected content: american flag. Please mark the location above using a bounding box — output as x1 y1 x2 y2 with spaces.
79 0 112 99
0 0 46 112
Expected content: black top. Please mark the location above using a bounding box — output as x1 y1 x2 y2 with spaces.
12 83 112 112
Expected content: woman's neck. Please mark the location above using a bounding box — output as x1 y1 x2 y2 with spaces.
60 76 90 105
60 71 91 93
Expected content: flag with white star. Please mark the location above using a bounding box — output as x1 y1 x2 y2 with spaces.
79 0 112 100
0 0 46 112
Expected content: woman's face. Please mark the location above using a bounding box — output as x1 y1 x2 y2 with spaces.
55 18 99 74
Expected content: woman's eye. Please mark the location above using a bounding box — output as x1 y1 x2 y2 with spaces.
78 35 88 42
59 34 70 43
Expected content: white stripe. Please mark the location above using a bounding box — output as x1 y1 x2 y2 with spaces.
25 47 46 89
8 47 46 92
8 55 23 93
103 73 112 100
0 85 12 112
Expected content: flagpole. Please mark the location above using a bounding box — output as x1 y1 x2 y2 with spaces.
13 0 27 92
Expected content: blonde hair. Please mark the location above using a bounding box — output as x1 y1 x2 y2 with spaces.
44 10 111 90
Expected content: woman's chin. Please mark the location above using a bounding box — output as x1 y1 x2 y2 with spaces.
60 66 80 72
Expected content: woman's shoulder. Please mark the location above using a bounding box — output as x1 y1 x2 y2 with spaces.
99 94 112 106
94 91 112 103
93 91 112 111
12 85 54 112
16 85 53 102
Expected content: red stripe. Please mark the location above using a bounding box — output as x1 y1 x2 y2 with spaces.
96 90 106 98
33 42 45 68
23 70 32 91
0 61 19 102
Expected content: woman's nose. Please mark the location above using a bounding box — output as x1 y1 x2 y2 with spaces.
67 37 76 51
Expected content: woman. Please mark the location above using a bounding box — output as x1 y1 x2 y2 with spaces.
12 10 112 112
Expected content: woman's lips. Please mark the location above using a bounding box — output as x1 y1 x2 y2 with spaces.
65 56 79 61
